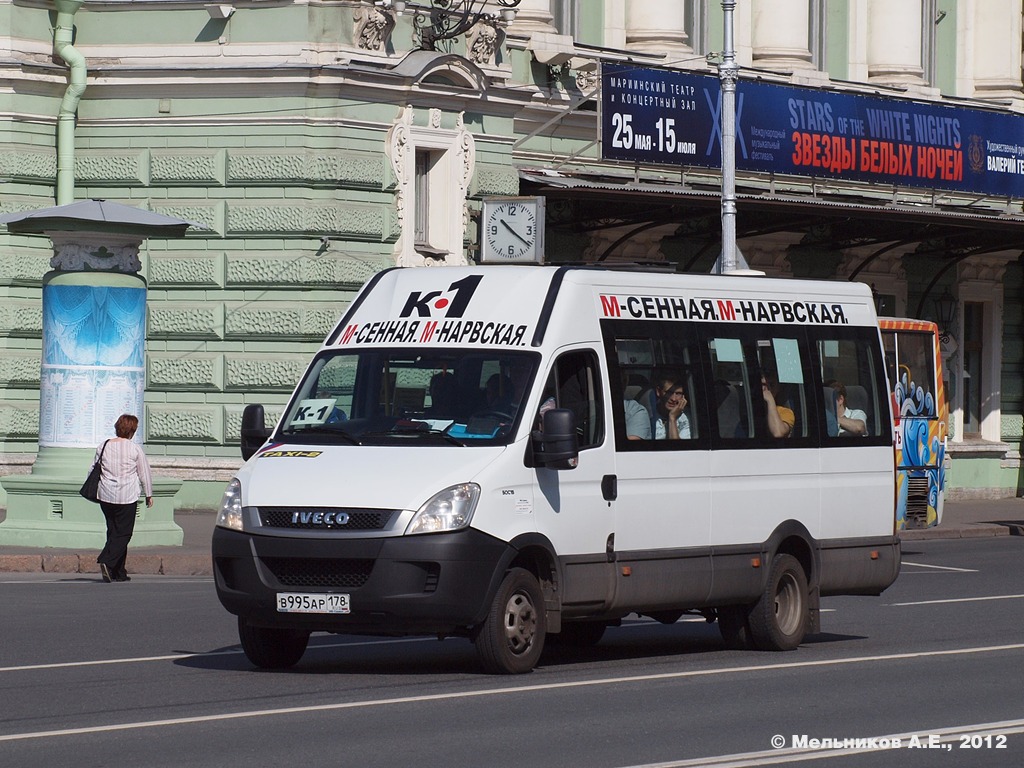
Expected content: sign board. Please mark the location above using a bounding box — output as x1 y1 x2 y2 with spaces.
601 63 1024 198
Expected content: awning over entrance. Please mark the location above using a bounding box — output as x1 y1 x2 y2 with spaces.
519 168 1024 264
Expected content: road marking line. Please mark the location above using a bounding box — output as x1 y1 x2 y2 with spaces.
0 643 1021 743
617 719 1024 767
901 561 978 573
889 593 1024 607
0 637 436 673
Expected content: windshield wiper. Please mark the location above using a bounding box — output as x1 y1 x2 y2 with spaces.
360 428 465 447
281 425 359 444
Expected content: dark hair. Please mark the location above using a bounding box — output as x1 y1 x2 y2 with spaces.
114 414 139 439
830 381 848 400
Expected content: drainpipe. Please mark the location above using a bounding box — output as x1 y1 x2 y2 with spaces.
53 0 86 206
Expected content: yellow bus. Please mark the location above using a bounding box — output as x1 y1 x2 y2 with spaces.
879 318 947 529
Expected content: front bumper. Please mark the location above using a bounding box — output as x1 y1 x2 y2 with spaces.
212 526 514 636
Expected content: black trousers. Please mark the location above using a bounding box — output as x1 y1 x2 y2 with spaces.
97 501 138 577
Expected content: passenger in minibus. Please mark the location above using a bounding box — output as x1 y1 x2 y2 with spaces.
427 372 459 418
830 381 867 436
654 374 691 440
761 373 794 438
621 372 651 440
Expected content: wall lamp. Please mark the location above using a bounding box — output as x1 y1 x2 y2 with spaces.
377 0 521 50
934 288 957 332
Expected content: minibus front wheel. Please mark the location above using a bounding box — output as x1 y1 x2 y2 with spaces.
748 553 809 651
475 567 546 674
238 617 310 669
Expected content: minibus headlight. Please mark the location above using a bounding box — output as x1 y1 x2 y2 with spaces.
406 483 480 535
216 478 243 531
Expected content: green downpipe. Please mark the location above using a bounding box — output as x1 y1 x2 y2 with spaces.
53 0 85 206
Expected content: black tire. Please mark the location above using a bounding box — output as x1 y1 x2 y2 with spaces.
717 605 755 650
238 616 310 669
748 553 809 651
476 568 546 674
550 620 606 647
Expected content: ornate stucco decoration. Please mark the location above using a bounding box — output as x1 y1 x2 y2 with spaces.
48 232 143 273
354 4 396 51
466 20 499 66
386 106 476 267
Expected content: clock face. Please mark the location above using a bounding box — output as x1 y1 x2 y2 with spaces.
485 201 538 260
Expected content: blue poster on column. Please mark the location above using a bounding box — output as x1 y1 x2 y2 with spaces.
39 284 146 448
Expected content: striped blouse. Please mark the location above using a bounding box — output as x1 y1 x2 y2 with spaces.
91 438 154 505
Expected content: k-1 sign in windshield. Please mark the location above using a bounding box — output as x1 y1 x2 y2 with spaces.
601 63 1024 198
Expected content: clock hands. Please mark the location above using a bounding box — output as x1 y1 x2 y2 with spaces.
499 218 532 247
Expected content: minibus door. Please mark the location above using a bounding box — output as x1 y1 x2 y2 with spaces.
531 349 618 614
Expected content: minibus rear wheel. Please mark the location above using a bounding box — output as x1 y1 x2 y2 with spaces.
748 554 809 651
476 567 546 674
238 617 310 669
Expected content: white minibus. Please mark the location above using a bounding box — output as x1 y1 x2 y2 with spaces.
213 265 899 673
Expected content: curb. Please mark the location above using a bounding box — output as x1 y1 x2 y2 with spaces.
899 524 1011 540
0 553 211 576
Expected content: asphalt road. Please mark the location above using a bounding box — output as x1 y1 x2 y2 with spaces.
1 537 1022 768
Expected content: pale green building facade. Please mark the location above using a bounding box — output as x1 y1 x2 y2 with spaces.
2 0 1024 513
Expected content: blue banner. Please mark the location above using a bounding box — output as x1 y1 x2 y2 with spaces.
601 63 1024 198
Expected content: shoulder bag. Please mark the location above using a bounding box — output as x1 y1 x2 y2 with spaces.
79 440 109 503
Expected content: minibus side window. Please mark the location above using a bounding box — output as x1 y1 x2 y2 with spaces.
815 330 888 439
542 351 603 449
603 322 703 449
707 332 811 443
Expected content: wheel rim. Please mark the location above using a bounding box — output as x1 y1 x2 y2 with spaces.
773 571 802 636
503 591 537 655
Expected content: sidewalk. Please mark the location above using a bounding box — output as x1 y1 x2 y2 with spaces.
0 499 1021 576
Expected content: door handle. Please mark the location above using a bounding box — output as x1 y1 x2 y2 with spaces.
601 474 617 502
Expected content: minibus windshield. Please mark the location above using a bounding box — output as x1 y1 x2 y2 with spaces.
278 348 540 446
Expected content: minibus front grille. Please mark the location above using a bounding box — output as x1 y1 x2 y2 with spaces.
262 557 374 588
258 507 397 531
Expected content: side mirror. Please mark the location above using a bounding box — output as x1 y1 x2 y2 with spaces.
531 408 579 470
240 404 271 461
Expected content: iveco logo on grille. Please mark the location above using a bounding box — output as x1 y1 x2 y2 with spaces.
291 510 350 526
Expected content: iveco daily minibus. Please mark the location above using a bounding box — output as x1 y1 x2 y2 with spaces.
213 264 899 674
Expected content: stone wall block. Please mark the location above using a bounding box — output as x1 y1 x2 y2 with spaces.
0 250 54 285
0 148 56 179
148 355 222 391
225 205 385 239
0 302 43 337
224 304 342 340
473 165 521 196
0 354 41 387
148 304 223 340
150 151 223 184
148 253 224 287
75 152 146 184
226 254 382 288
146 405 223 443
0 405 39 437
225 356 308 392
227 151 385 189
153 204 220 234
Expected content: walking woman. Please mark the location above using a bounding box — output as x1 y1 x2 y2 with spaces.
93 414 153 583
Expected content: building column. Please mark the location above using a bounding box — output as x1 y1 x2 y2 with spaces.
751 0 814 72
506 0 557 36
625 0 691 58
969 0 1024 103
866 0 926 85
